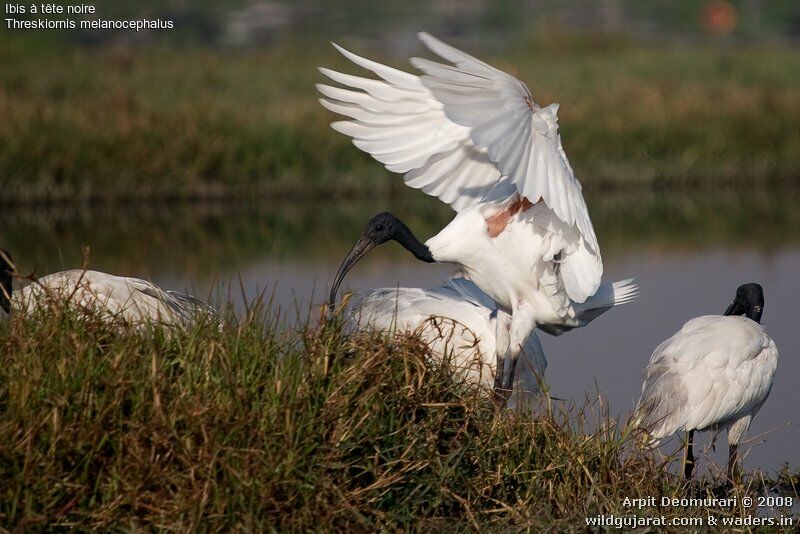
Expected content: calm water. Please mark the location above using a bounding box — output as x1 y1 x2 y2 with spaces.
2 191 799 474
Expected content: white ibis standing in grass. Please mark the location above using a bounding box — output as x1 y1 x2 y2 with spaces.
0 249 217 328
321 33 636 394
634 283 778 480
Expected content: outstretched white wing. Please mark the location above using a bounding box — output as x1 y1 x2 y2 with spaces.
317 44 509 212
413 32 597 255
317 32 598 254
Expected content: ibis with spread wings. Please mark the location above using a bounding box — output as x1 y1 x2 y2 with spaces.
322 33 633 392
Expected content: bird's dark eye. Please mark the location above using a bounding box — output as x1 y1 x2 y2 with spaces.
376 224 384 232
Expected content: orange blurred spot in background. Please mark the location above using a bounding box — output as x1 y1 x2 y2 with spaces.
701 0 738 36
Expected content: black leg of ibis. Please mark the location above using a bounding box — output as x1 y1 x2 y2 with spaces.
493 353 506 391
503 353 519 395
684 430 696 480
492 353 512 405
727 443 741 483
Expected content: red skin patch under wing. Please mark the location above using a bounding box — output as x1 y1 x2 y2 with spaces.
485 197 534 238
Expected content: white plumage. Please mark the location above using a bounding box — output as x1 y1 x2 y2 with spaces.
321 34 625 392
351 278 546 410
348 277 637 409
318 33 596 255
1 252 216 329
637 316 777 441
634 284 778 479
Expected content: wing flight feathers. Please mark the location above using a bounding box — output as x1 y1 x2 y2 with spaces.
318 34 602 299
413 32 599 254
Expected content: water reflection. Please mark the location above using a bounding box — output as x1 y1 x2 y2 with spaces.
3 187 800 278
2 188 799 471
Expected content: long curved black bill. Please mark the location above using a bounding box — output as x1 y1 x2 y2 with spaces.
327 234 376 313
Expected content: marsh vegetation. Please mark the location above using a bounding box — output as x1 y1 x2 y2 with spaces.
1 307 794 530
1 38 799 204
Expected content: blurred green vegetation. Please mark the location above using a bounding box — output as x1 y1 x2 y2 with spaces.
1 31 799 204
4 0 800 46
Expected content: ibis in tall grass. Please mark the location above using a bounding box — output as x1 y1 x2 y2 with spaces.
634 283 778 480
0 249 217 328
351 277 546 408
321 33 635 393
344 275 638 404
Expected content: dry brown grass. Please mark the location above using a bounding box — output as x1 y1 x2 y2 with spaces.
0 302 794 530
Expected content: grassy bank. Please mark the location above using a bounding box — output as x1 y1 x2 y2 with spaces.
0 306 795 530
1 37 799 204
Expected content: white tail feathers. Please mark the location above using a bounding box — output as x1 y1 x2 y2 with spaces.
539 278 639 336
574 278 639 316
